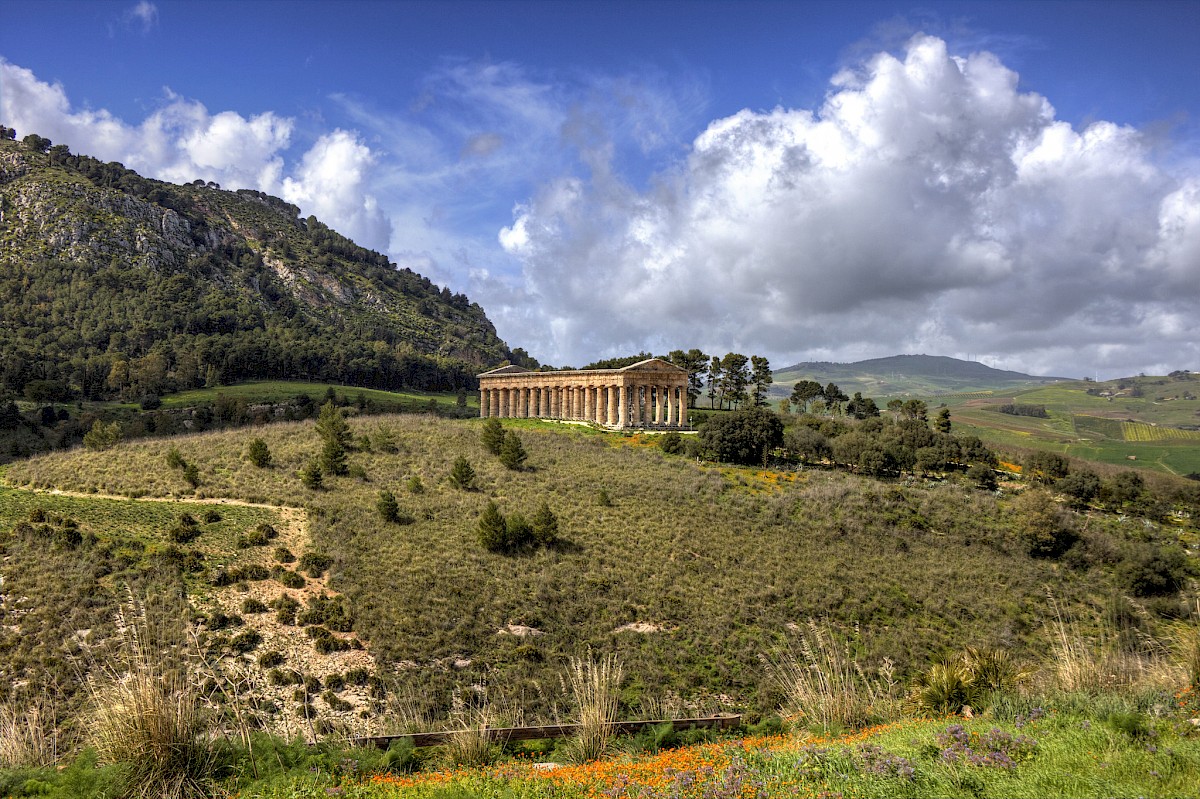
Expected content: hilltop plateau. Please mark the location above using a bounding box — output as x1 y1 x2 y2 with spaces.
773 354 1065 399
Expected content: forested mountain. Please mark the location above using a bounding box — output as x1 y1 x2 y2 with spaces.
0 128 513 402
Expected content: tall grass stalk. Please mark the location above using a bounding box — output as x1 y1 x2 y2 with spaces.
564 651 624 763
442 699 496 767
768 620 897 732
0 695 57 767
1046 594 1183 695
88 599 216 799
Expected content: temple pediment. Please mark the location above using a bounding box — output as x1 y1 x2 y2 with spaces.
478 364 532 377
618 358 687 374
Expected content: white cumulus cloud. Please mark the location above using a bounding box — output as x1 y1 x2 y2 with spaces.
496 34 1200 376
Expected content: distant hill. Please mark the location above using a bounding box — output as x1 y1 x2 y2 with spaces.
773 354 1066 398
0 129 516 402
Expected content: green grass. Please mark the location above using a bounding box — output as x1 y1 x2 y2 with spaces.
156 380 477 411
6 413 1194 728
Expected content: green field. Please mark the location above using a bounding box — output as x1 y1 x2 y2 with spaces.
158 380 478 411
924 375 1200 476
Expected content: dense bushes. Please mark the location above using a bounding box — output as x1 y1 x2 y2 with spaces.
699 406 783 465
477 501 559 553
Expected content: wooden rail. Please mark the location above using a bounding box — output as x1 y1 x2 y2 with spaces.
351 714 743 750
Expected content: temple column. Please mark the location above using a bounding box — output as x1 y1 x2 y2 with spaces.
480 389 488 417
665 385 674 426
489 389 499 418
583 385 593 423
606 385 616 425
597 386 607 424
521 387 530 418
679 387 688 428
642 386 652 426
654 386 663 425
617 384 627 428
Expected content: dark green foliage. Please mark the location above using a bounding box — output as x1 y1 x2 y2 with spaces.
202 509 221 523
165 447 185 470
299 552 333 578
241 598 268 614
1117 543 1190 597
297 594 353 632
271 595 300 625
181 462 200 488
481 417 505 454
783 426 830 463
531 503 559 546
1024 451 1070 485
1101 471 1145 507
275 568 306 589
299 458 323 490
82 419 121 451
246 437 272 468
998 403 1049 418
230 629 262 653
934 407 952 433
967 463 998 491
658 432 684 454
596 488 613 506
273 546 295 563
449 455 475 489
700 406 784 465
377 489 400 523
324 672 346 692
505 513 533 547
1059 470 1101 506
498 430 527 470
477 501 508 552
407 474 425 494
258 650 285 668
316 402 350 476
1012 489 1077 557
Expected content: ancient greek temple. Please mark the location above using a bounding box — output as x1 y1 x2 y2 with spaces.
478 358 690 429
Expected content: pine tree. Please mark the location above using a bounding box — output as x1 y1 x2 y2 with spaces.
316 401 350 475
477 501 507 551
498 430 527 470
449 456 475 490
300 458 324 490
377 489 400 523
480 417 505 454
246 437 272 468
531 502 559 546
935 407 952 434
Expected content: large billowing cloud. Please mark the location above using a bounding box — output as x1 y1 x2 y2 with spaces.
498 35 1199 376
0 59 390 251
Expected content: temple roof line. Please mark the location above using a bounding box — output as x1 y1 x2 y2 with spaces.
478 357 686 379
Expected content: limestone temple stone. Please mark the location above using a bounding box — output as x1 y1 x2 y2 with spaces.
477 358 689 429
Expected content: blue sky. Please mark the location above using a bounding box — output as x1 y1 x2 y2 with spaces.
3 0 1199 377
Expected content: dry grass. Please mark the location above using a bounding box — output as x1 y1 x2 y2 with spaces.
767 620 898 732
88 599 216 799
1044 594 1185 695
0 695 58 768
563 652 624 763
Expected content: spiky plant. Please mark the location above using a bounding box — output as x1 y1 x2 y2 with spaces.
563 651 624 764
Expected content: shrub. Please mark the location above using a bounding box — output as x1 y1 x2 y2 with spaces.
499 430 528 470
316 402 350 476
967 462 998 491
83 419 122 451
201 509 221 523
449 456 475 490
480 417 505 455
407 474 425 494
658 431 684 455
506 513 533 548
245 437 272 468
181 463 201 489
1117 543 1190 597
257 650 285 668
168 524 200 545
275 569 305 589
229 629 262 653
324 673 346 692
271 595 300 625
299 458 323 490
241 598 268 614
298 552 332 578
1012 489 1077 557
377 489 400 523
1023 451 1070 484
596 489 613 507
323 690 352 712
1058 470 1101 506
273 546 295 564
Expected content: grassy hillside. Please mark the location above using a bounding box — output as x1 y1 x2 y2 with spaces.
936 374 1200 477
772 355 1064 399
5 413 1195 732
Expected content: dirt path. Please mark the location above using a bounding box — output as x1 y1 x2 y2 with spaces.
3 482 380 740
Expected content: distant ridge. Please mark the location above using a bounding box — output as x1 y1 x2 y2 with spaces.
772 354 1066 398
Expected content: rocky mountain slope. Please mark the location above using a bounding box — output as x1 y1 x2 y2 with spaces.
0 129 513 400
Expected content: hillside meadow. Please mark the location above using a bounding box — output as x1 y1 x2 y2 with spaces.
4 412 1194 728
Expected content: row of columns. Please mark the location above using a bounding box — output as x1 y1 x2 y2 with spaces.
480 383 688 428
